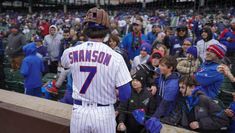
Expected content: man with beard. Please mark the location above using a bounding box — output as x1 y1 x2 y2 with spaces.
196 27 220 62
59 29 76 58
121 17 148 61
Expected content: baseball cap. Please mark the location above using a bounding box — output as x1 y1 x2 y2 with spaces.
151 50 164 59
34 36 43 42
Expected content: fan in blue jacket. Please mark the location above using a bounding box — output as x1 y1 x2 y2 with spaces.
195 43 226 99
20 43 44 97
121 19 148 60
153 56 180 118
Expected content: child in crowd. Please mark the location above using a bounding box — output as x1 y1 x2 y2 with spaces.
131 50 164 96
177 46 200 76
34 35 49 73
132 42 151 69
20 43 44 97
117 71 155 133
178 76 229 132
153 56 180 118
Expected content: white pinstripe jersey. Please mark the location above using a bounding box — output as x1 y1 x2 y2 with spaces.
61 41 132 105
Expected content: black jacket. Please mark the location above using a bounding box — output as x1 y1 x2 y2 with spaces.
118 88 156 133
161 90 230 132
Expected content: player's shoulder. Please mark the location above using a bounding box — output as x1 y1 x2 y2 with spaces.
63 46 75 53
95 42 124 61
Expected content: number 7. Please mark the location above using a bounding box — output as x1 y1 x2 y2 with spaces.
79 66 97 94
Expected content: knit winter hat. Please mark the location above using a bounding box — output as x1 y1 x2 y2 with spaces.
207 44 227 59
140 42 152 54
186 46 197 58
184 38 193 45
132 71 147 87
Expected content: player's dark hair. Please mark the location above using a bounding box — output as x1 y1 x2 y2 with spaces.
83 26 110 39
159 55 177 71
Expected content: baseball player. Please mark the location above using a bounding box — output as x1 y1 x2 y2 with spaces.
61 8 132 133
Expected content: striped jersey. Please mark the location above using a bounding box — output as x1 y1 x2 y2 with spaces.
61 41 132 104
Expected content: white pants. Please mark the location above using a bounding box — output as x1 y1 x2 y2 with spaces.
70 103 116 133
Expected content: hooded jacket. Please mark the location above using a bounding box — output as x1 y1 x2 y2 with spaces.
185 90 229 131
195 61 224 99
20 43 44 89
161 88 229 132
153 72 180 118
196 28 220 62
44 25 63 61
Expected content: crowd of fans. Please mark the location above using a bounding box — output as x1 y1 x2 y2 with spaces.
0 6 235 132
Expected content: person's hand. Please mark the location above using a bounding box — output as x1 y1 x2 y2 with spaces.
117 122 126 131
217 64 231 76
189 121 199 129
224 109 234 117
148 86 157 95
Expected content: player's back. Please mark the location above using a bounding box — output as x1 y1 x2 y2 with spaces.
61 41 130 105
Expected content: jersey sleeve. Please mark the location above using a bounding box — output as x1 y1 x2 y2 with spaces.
61 48 71 69
115 57 132 87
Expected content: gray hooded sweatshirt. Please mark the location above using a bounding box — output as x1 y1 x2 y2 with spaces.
44 25 63 61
